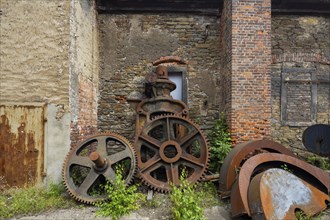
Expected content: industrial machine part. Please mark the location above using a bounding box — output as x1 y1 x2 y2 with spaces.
133 64 209 191
302 124 330 157
62 133 136 204
231 153 330 217
219 139 296 197
134 114 209 192
135 65 188 133
248 168 330 220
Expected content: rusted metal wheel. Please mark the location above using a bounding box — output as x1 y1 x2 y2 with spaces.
135 114 209 192
62 132 136 204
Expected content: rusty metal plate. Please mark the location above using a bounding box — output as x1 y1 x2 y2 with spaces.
248 168 329 219
219 139 296 197
232 153 330 217
0 104 45 187
302 124 330 157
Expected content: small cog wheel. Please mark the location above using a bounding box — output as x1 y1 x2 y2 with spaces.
62 132 136 204
134 114 210 192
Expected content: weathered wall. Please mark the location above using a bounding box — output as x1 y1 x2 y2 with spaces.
69 0 99 147
0 0 71 184
271 15 330 155
0 0 99 185
218 0 232 133
219 0 272 144
0 0 70 105
98 14 221 141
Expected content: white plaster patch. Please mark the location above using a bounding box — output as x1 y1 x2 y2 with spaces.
261 168 312 220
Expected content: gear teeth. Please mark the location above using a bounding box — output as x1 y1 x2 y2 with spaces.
135 114 210 193
62 132 136 204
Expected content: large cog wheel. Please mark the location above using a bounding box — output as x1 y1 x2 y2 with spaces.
135 114 210 192
62 132 136 204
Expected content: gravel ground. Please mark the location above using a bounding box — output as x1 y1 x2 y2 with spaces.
9 205 330 220
8 190 231 220
10 205 231 220
7 191 330 220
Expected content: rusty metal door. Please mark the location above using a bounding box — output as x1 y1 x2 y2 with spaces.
0 104 45 187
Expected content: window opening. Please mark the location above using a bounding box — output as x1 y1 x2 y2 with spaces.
167 66 187 103
169 72 183 101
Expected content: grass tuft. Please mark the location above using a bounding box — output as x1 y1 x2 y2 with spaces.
0 182 77 218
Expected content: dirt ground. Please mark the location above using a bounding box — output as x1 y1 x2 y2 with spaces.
10 203 330 220
8 189 330 220
9 199 330 220
11 205 231 220
9 191 231 220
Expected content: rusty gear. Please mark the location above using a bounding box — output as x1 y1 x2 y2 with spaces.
62 132 136 204
134 114 209 192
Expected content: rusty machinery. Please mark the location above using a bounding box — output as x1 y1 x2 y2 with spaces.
62 62 330 217
134 65 209 192
62 132 136 204
219 139 330 219
62 65 209 202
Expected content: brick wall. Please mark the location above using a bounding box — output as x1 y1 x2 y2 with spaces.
220 0 272 144
98 14 221 141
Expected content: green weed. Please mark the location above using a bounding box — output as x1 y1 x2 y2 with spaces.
170 171 204 220
196 182 221 208
208 113 232 173
295 209 322 220
0 182 76 218
95 168 146 220
280 163 292 173
306 156 330 170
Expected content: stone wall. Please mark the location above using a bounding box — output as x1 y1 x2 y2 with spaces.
271 15 330 155
69 0 99 147
98 14 221 141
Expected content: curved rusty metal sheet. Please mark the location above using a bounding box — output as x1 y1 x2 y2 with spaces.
248 168 330 220
232 153 330 217
230 181 247 217
302 124 330 157
219 139 296 197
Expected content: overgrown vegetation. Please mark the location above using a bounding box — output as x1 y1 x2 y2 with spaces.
95 168 146 220
280 163 292 173
170 171 204 220
306 155 330 170
0 182 76 218
295 209 323 220
208 113 232 173
196 182 222 208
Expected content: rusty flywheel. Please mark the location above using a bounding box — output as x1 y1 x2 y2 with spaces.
62 132 136 204
135 114 210 192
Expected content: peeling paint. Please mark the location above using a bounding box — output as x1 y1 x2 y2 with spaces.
262 169 312 220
